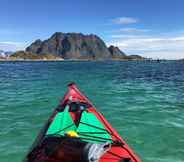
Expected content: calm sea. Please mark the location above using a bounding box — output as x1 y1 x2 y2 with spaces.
0 61 184 162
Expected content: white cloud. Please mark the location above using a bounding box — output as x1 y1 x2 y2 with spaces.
0 42 27 51
114 28 150 33
108 35 184 59
111 34 149 39
0 29 27 51
112 17 139 25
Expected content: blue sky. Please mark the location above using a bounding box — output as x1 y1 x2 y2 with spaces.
0 0 184 59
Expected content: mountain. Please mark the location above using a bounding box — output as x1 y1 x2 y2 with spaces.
0 50 13 58
26 32 142 60
26 32 113 60
0 50 5 57
108 45 127 59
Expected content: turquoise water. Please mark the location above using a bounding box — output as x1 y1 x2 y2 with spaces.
0 61 184 162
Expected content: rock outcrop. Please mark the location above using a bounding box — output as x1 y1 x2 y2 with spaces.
26 32 112 60
108 45 127 59
25 32 144 60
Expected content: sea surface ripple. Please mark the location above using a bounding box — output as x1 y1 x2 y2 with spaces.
0 61 184 162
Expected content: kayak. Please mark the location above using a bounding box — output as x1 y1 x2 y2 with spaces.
24 83 141 162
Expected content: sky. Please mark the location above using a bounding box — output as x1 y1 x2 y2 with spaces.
0 0 184 59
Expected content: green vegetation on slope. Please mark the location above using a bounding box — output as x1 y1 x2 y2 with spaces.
10 51 63 60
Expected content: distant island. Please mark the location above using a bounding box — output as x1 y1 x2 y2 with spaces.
0 32 145 61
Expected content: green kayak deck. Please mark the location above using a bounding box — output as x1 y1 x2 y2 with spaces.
46 107 111 143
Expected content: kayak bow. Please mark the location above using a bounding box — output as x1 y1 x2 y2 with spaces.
24 83 141 162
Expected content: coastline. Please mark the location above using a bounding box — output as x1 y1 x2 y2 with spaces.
0 58 64 62
0 59 146 62
0 58 182 62
0 56 147 62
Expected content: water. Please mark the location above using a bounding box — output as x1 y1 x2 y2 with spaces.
0 61 184 162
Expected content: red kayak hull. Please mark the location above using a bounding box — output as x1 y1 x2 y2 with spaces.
24 83 141 162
